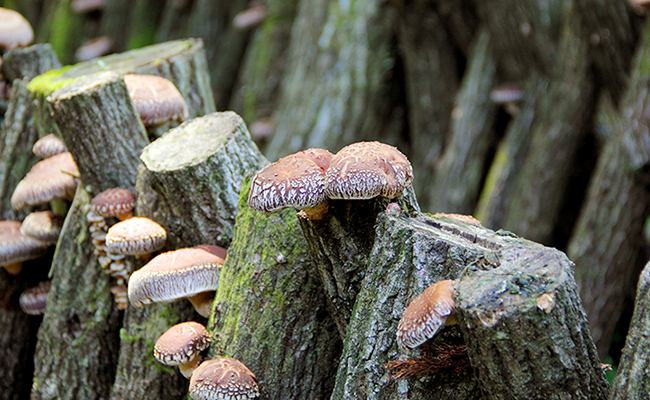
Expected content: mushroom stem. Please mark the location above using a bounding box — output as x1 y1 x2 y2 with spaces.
179 355 203 379
297 201 330 220
116 210 134 221
188 291 215 318
3 262 22 275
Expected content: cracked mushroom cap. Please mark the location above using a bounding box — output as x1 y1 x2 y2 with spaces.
19 280 51 315
11 152 79 211
0 220 48 275
396 280 456 350
123 74 189 127
325 141 413 200
90 188 135 220
20 211 64 244
248 148 333 217
154 321 211 378
189 358 260 400
32 134 68 158
105 216 166 255
0 8 34 49
128 244 227 308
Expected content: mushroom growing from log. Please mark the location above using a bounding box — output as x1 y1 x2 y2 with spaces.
127 244 227 318
248 148 333 220
19 280 51 315
153 321 211 378
20 211 64 244
0 220 48 275
0 8 34 50
32 134 68 159
11 152 79 211
90 187 136 221
105 216 167 257
189 357 260 400
324 141 413 200
396 279 457 350
123 73 189 128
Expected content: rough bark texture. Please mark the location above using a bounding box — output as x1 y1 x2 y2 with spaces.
0 44 61 400
332 213 482 399
428 29 498 215
47 71 149 194
32 186 122 400
208 177 342 400
610 260 650 399
140 111 268 249
396 1 458 212
499 8 597 246
456 232 609 399
1 44 62 82
265 0 405 160
568 20 650 357
299 187 420 338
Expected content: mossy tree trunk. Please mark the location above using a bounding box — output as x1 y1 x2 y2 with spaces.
568 17 650 358
0 43 61 400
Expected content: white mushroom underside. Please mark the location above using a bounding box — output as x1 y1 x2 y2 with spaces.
325 168 410 200
128 264 220 307
248 173 326 213
396 300 454 349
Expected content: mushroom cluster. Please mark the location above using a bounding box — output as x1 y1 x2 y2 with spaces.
248 141 413 220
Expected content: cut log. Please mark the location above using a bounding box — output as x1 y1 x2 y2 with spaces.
207 177 342 400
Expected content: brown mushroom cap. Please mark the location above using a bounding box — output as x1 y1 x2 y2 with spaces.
128 245 226 308
20 211 64 243
248 148 333 215
0 220 48 274
0 8 34 49
105 216 166 255
90 188 135 219
19 280 51 315
325 141 413 200
154 321 211 378
32 134 68 158
189 358 260 400
123 74 189 127
75 36 113 62
396 279 456 350
11 152 79 211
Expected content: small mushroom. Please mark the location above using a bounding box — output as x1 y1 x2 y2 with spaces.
70 0 105 14
127 244 227 317
0 220 48 275
0 8 34 50
105 216 167 256
396 280 457 350
189 357 260 400
325 141 413 200
233 4 267 30
123 74 189 127
32 134 68 158
248 148 333 220
490 83 525 116
19 280 51 315
433 212 483 227
11 152 79 211
154 321 211 378
75 36 113 62
90 188 135 221
20 211 64 244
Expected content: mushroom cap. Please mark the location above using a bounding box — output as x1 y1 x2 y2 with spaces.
19 280 51 315
489 83 525 104
325 141 413 200
189 358 260 400
128 245 226 307
11 152 79 211
90 188 135 218
0 8 34 49
248 148 333 214
154 321 211 366
396 280 456 350
105 217 166 255
75 36 113 62
32 134 68 158
0 220 48 268
20 211 64 243
123 74 189 127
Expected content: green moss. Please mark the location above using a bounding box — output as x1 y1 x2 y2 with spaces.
26 67 75 96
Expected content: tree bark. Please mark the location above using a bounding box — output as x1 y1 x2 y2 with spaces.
207 177 342 400
428 29 498 215
265 0 405 160
568 17 650 357
610 260 650 399
396 1 458 212
1 44 62 82
140 111 268 249
456 232 608 399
